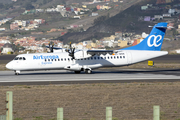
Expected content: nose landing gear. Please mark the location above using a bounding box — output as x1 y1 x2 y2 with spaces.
14 70 20 75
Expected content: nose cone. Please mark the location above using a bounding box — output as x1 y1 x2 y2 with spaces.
6 62 13 70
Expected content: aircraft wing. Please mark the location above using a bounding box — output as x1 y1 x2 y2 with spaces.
87 50 114 56
46 46 63 50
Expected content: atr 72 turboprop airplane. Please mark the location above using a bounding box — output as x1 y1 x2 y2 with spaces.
6 22 168 75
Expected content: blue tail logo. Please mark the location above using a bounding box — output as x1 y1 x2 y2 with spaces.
120 22 167 51
147 35 162 47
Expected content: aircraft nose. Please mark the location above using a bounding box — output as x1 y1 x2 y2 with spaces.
6 62 13 70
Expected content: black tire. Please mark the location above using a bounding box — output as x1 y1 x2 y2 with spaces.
85 69 92 74
15 73 19 75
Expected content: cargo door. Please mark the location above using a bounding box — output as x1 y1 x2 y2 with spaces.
127 51 132 64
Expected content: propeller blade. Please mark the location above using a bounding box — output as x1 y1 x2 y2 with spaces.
51 44 54 52
66 42 75 59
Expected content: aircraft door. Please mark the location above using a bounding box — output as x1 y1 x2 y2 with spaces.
127 51 132 64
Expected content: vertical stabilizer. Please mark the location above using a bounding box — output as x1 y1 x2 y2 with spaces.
120 22 167 51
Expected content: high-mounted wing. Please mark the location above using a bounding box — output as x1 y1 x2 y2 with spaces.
73 49 116 59
46 45 63 50
87 50 114 56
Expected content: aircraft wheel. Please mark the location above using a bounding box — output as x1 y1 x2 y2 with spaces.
15 73 19 75
74 71 81 74
14 70 20 75
85 69 92 74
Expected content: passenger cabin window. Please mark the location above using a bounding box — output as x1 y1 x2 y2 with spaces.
120 56 122 59
123 56 125 58
61 58 63 61
117 56 119 59
114 56 116 59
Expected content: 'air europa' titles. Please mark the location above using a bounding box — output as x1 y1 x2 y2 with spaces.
33 55 59 60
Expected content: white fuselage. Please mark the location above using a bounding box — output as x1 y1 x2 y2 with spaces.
6 50 168 72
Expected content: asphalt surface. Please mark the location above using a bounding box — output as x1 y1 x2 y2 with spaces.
0 69 180 86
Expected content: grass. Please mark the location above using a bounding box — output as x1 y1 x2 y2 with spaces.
1 82 180 119
14 118 23 120
33 116 43 120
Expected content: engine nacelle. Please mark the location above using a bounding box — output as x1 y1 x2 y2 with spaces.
64 64 82 71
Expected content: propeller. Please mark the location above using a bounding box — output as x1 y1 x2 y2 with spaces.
66 42 75 59
48 42 54 53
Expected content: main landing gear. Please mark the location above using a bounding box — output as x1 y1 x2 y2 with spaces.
85 69 92 74
14 70 20 75
74 69 92 74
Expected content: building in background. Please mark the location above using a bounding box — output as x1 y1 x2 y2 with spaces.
2 43 13 54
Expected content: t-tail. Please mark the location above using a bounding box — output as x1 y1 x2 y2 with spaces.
120 22 168 51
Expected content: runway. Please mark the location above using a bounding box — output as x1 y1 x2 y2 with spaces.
1 69 180 86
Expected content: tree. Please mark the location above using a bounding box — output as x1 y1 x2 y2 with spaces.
19 46 25 51
92 7 98 12
25 2 34 10
42 44 46 47
0 3 4 9
93 15 107 25
31 0 37 2
43 0 47 4
4 4 13 10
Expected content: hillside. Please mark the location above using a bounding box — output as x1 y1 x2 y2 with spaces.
58 0 151 44
58 0 179 44
0 0 141 41
0 0 12 4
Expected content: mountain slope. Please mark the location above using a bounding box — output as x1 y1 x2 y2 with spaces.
59 0 158 44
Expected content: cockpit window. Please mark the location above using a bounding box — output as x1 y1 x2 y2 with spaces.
14 57 19 60
14 57 26 60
